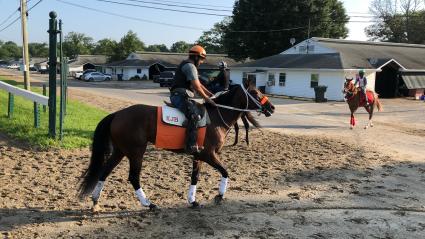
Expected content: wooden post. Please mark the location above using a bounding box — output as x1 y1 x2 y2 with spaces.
48 11 58 138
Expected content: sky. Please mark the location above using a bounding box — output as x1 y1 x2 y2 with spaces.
0 0 373 47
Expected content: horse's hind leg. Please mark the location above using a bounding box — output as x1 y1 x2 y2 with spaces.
232 122 239 146
92 148 124 212
127 146 158 210
187 159 204 208
366 104 375 128
241 115 250 145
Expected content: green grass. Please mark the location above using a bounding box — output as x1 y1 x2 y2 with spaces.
0 77 108 149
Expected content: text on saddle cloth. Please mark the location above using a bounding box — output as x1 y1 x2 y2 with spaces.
161 105 209 128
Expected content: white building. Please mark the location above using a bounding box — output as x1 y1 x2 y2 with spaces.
230 38 425 100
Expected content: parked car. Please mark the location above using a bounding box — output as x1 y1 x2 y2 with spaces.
79 69 96 79
159 71 175 87
83 72 111 82
74 71 84 79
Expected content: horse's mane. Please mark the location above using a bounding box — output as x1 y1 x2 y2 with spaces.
212 84 241 105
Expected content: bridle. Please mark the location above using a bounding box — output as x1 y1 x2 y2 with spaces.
212 84 269 129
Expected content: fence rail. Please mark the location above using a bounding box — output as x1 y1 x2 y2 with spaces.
0 81 48 106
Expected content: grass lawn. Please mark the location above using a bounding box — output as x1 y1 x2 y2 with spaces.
0 78 108 149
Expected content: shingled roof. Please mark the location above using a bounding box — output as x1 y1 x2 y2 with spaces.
68 55 108 67
234 38 425 70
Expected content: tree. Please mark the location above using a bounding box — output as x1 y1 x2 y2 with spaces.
63 32 94 58
196 18 230 54
145 44 169 52
170 41 192 53
223 0 349 60
366 0 425 43
28 43 48 57
112 31 145 60
92 38 118 56
0 41 21 60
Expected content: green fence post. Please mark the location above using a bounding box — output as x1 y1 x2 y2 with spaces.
43 84 47 112
48 11 58 138
7 93 14 118
34 102 40 128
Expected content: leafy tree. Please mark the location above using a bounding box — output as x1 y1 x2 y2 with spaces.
0 41 21 60
170 41 192 53
63 32 94 58
366 0 425 43
92 38 118 56
196 18 230 54
112 30 145 60
223 0 349 60
145 44 169 52
28 43 48 57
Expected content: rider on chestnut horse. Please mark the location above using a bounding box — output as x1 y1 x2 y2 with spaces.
354 69 369 107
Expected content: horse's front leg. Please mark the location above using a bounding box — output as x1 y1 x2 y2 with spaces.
188 159 204 208
201 152 229 205
350 112 356 129
365 104 375 129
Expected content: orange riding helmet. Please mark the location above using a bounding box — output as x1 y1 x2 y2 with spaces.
189 45 206 59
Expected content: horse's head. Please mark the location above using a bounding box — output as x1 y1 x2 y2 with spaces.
343 77 355 95
238 80 274 117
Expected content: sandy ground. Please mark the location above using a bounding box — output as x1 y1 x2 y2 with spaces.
1 70 425 238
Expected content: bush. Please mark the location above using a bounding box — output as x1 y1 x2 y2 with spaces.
142 74 148 81
129 75 141 81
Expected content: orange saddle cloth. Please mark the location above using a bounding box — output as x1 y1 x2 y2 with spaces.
155 107 206 149
360 91 374 106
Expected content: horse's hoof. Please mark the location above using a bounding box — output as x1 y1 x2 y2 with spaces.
364 126 368 129
189 201 203 209
370 124 374 127
350 126 354 130
149 203 160 211
214 194 225 205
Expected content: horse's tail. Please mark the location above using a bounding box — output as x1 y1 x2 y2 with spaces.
245 112 261 128
375 94 383 112
78 113 115 199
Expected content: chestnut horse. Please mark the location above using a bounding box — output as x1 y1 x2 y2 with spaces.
343 78 383 129
78 83 274 211
232 112 259 146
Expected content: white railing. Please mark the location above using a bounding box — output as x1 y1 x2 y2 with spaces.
0 81 48 106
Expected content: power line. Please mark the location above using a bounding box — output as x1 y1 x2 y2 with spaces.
0 7 19 28
56 0 208 30
159 0 233 9
0 0 44 33
92 0 230 17
124 0 232 12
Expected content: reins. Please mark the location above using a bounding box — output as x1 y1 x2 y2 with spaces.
212 84 266 129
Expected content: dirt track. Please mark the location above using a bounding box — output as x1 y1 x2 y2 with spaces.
1 72 425 238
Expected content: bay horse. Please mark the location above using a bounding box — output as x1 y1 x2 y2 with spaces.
78 83 275 211
343 78 383 129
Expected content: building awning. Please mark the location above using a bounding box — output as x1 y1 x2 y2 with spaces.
401 74 425 89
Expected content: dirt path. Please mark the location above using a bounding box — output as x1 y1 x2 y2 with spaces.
1 70 425 238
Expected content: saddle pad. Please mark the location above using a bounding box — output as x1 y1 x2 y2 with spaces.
360 91 374 106
161 105 208 127
155 107 206 150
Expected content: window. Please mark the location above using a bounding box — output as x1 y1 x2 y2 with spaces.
137 68 142 74
267 73 275 86
279 73 286 86
310 74 319 88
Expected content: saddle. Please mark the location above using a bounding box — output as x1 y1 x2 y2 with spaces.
155 105 209 150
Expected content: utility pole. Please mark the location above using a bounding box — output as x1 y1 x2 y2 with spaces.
20 0 31 90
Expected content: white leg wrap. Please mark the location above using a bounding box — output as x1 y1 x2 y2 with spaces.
188 185 197 203
135 188 151 207
92 181 105 202
219 177 228 196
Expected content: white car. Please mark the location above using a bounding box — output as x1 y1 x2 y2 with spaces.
83 72 111 82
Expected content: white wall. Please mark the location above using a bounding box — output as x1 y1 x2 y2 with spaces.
123 67 149 80
231 68 348 100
